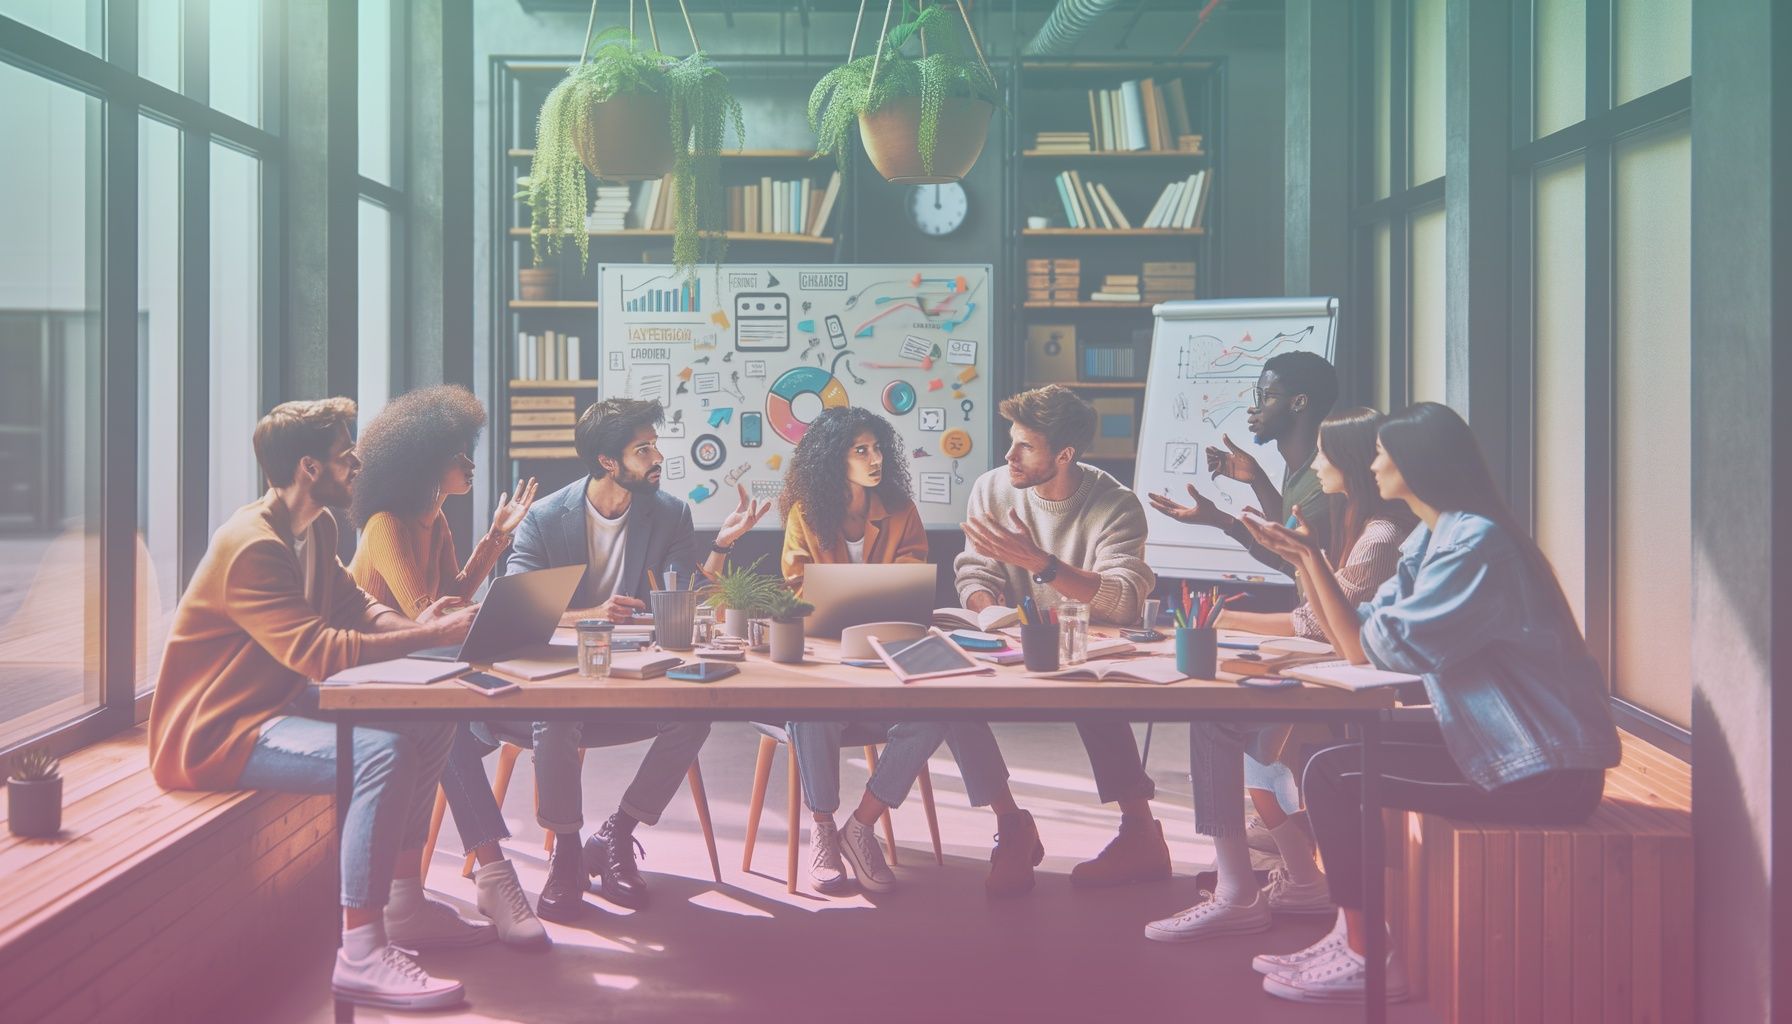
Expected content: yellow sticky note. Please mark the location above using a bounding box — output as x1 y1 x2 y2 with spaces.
710 309 731 329
956 366 979 385
765 454 782 470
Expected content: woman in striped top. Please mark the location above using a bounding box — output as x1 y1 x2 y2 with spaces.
1141 407 1415 943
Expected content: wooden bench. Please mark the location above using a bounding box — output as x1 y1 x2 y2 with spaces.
1386 730 1692 1024
0 728 336 1024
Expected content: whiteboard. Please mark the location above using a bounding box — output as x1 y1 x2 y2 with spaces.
1133 297 1339 583
597 263 994 529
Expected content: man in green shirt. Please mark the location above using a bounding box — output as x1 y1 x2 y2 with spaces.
1148 351 1339 592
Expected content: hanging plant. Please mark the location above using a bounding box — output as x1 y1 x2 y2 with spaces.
808 1 1001 184
527 16 744 276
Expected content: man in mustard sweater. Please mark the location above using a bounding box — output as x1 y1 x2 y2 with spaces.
148 398 485 1012
954 385 1171 888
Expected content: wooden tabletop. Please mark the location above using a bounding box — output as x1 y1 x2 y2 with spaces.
315 636 1394 720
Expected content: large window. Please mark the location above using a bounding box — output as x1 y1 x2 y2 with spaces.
357 0 404 433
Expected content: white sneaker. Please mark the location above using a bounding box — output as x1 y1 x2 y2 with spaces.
332 944 465 1010
1143 888 1273 943
839 817 897 893
809 819 851 895
385 893 496 949
1252 930 1347 975
1262 945 1410 1003
1262 866 1335 914
475 859 549 949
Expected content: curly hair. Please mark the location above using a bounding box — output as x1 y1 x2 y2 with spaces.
350 385 487 527
778 407 913 549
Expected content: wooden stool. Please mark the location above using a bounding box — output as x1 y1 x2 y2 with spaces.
741 728 943 894
422 742 721 885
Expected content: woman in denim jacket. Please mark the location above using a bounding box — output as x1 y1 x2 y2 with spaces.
1240 402 1620 1005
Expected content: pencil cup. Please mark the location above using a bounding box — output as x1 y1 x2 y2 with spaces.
1175 627 1218 679
1020 624 1062 673
651 590 699 651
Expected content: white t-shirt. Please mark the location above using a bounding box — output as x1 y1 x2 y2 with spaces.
584 500 631 601
844 536 867 564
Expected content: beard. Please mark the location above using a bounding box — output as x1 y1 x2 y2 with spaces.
1006 461 1051 490
617 464 662 494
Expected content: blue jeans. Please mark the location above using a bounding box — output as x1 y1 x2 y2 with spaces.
1187 722 1293 837
942 722 1017 807
788 720 946 814
439 718 711 849
1075 721 1156 803
238 714 454 910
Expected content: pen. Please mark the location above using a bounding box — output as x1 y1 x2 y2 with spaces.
648 570 661 592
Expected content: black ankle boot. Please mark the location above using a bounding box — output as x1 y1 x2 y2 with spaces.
536 831 589 923
586 814 650 910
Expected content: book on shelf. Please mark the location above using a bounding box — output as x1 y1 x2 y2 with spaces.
1140 171 1209 230
809 171 842 237
1083 344 1137 380
510 445 580 460
510 411 577 426
510 394 576 411
724 172 837 236
586 184 631 231
1033 130 1093 152
512 428 575 443
514 331 583 382
1090 291 1142 303
1078 78 1196 152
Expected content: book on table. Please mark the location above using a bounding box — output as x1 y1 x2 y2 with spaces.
1280 659 1422 691
321 658 470 686
1030 657 1188 685
610 651 688 679
933 605 1023 631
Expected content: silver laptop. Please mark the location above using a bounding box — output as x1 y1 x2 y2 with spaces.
410 564 584 662
803 563 938 639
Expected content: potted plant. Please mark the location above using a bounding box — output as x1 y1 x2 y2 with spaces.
526 24 745 274
762 587 815 664
8 747 62 838
702 557 781 640
809 2 1001 184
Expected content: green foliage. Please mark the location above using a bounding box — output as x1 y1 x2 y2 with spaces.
9 747 59 783
762 586 815 623
526 27 744 276
701 556 783 614
808 3 1000 175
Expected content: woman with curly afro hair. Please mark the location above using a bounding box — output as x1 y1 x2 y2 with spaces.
773 406 948 897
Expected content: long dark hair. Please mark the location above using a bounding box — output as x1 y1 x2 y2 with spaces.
350 385 486 527
1318 407 1417 556
1377 402 1580 632
779 407 913 548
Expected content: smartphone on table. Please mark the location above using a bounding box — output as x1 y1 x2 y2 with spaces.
456 671 521 697
666 662 740 683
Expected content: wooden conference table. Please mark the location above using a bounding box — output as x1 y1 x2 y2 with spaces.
317 635 1400 1023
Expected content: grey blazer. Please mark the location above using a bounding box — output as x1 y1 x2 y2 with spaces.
504 477 701 608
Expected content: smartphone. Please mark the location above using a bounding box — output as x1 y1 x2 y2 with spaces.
1236 675 1301 689
457 671 520 697
1121 628 1165 643
740 411 763 448
666 661 740 683
825 314 848 350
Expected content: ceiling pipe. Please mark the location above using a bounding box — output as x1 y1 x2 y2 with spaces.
1021 0 1125 55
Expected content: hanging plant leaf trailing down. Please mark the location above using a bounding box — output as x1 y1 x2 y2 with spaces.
808 2 1001 180
527 26 745 275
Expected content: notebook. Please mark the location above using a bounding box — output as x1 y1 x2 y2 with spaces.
1029 657 1189 685
321 658 469 686
611 651 688 679
932 605 1023 632
1282 659 1422 691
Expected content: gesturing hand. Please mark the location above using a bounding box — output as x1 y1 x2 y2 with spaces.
594 594 648 623
488 477 539 543
1204 434 1264 486
1239 504 1321 562
961 510 1050 575
715 484 772 548
1147 483 1234 529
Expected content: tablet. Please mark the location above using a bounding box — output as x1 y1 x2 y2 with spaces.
868 627 995 683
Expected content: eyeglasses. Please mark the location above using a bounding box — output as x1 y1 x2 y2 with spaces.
1252 387 1285 406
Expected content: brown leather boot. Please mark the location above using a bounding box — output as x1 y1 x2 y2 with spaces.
985 810 1045 898
1069 817 1172 887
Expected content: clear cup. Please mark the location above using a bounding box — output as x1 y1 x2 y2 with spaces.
576 619 614 679
1057 602 1091 666
691 604 717 647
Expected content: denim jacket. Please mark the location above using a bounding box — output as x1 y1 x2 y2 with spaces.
1356 511 1621 790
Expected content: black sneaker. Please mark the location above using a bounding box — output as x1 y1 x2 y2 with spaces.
586 815 651 910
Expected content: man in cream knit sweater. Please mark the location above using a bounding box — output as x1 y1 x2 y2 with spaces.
950 385 1172 891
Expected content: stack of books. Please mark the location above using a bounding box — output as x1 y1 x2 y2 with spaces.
1050 170 1131 230
1091 274 1142 303
1141 171 1211 230
1084 77 1195 152
1142 261 1197 302
1082 343 1137 380
1033 130 1094 153
508 392 580 461
514 331 583 382
1025 258 1081 304
586 185 631 231
724 171 842 236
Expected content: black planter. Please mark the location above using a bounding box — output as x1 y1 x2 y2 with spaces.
8 776 63 837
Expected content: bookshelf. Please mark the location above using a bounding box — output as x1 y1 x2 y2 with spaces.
1009 58 1219 481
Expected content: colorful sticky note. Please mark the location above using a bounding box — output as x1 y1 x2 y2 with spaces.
678 367 693 381
765 454 782 470
955 366 979 385
927 378 944 391
710 309 731 329
708 407 734 427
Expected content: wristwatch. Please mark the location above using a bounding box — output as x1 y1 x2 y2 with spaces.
1031 555 1061 585
710 541 734 555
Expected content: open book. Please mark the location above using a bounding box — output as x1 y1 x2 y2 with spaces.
933 605 1023 632
321 658 469 686
1030 657 1189 685
1283 659 1422 691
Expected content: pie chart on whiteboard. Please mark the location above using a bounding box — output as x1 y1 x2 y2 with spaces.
765 365 851 444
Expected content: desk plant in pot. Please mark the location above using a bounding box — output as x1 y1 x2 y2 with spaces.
8 747 62 838
809 0 1001 184
762 587 815 664
526 6 744 275
703 557 781 640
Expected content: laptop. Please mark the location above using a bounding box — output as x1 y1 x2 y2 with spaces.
410 564 585 663
803 563 938 639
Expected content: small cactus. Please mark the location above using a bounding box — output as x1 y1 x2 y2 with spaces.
10 747 60 783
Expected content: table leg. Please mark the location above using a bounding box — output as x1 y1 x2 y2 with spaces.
1360 716 1386 1024
334 720 355 1024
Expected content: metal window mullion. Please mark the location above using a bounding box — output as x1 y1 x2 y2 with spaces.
101 0 142 721
1582 0 1615 681
1387 0 1411 408
178 128 211 588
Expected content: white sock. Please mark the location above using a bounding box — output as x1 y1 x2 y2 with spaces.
1270 817 1323 884
387 876 425 916
1212 830 1256 903
474 859 509 886
343 921 385 961
1328 907 1348 937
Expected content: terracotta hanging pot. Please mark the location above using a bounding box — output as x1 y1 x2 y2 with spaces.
858 96 993 185
576 92 676 182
